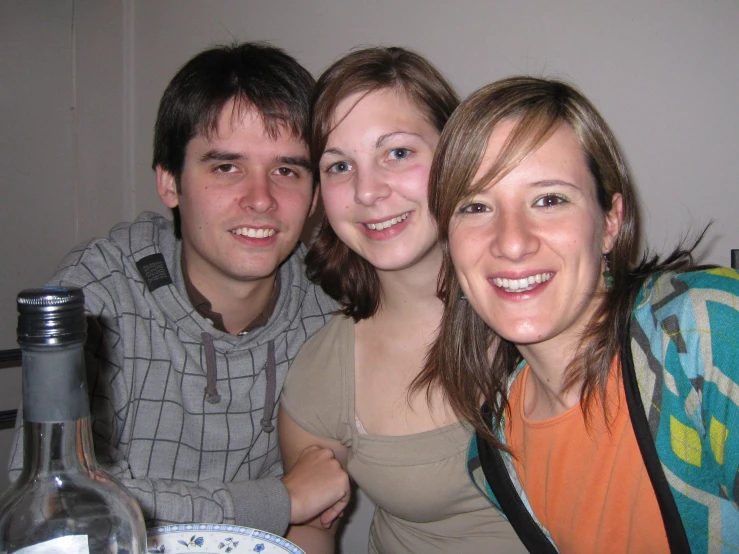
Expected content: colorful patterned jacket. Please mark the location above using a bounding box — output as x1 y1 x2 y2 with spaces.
468 268 739 553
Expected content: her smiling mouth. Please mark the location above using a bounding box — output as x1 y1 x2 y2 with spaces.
492 272 552 292
364 212 410 230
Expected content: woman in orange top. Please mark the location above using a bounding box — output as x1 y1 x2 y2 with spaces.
414 77 739 553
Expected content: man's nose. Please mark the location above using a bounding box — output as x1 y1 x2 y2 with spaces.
238 173 276 213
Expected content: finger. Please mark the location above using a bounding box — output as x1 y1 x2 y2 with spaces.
319 508 339 527
319 504 343 527
300 444 321 457
319 493 350 527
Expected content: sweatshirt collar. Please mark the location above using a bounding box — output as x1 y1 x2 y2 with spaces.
181 248 280 335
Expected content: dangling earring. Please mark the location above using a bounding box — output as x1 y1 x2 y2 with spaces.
602 254 614 290
459 287 467 300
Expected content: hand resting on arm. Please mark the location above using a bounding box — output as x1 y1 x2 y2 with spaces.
279 408 351 554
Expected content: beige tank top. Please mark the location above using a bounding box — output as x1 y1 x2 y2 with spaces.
282 315 525 553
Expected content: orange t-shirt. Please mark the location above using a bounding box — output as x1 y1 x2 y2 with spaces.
505 361 670 553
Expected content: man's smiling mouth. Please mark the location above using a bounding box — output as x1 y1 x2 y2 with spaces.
231 227 276 238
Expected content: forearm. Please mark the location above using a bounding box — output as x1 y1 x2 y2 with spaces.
88 441 292 535
9 412 291 535
285 523 337 554
114 475 291 536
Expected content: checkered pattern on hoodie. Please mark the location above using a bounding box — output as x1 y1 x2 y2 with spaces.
9 212 338 534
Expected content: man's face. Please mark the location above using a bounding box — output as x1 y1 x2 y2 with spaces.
157 100 317 293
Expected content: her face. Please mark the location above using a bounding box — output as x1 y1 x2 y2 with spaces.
448 120 623 354
319 89 441 272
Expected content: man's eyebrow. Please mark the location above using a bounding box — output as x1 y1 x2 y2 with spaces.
200 150 242 163
277 156 311 170
198 151 310 170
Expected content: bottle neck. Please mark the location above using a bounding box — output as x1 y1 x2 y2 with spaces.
20 341 97 476
22 419 99 476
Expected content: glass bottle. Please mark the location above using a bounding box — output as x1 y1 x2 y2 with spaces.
0 287 147 554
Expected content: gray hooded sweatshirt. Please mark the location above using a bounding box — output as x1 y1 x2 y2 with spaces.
8 212 338 535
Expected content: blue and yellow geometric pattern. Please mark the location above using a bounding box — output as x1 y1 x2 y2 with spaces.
468 268 739 554
629 268 739 553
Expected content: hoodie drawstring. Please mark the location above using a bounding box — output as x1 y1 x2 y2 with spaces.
260 340 276 433
201 333 276 434
202 332 221 404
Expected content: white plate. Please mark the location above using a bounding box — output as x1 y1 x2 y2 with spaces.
147 524 305 554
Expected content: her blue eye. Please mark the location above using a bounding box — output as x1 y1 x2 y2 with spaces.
534 194 568 207
327 161 352 174
388 148 411 160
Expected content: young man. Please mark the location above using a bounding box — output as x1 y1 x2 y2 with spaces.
9 42 349 536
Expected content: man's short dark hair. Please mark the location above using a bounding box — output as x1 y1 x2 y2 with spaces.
151 42 315 237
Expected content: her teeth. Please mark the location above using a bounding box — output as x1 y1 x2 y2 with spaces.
365 212 409 231
493 273 551 291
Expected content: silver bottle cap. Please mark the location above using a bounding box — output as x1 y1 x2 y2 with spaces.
17 287 86 346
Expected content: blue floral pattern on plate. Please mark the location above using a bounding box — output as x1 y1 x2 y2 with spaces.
147 524 304 554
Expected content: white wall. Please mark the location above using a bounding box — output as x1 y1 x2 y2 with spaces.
0 0 76 494
2 1 738 551
127 0 739 266
0 0 132 494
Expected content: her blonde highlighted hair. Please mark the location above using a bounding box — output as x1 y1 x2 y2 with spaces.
412 76 647 446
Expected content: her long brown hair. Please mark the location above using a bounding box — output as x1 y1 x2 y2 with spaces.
306 46 459 321
412 76 700 447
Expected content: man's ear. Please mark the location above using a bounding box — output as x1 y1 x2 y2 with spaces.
308 184 320 217
602 193 624 254
156 166 179 208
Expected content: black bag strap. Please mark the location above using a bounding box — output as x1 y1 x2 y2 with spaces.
620 327 691 553
477 403 558 554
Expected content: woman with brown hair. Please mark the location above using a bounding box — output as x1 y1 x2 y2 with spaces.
418 76 739 553
279 48 525 553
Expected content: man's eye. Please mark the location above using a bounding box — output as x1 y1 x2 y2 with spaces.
534 194 568 208
215 164 238 173
459 203 489 214
326 161 352 174
388 148 411 161
276 167 297 177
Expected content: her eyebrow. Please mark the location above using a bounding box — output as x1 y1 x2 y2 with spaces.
529 179 578 190
321 147 345 159
376 131 424 148
321 131 429 159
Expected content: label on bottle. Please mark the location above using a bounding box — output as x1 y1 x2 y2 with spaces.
11 535 89 554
